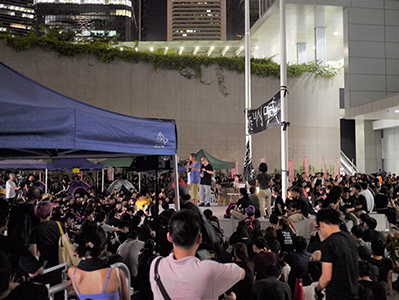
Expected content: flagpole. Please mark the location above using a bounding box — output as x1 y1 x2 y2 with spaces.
280 0 288 201
245 0 252 165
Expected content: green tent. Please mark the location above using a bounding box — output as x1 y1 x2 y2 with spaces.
100 157 133 168
195 149 235 170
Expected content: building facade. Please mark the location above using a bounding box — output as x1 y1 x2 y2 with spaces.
0 0 35 35
35 0 139 41
167 0 226 41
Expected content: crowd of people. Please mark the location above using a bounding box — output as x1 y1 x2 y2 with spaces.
0 164 399 300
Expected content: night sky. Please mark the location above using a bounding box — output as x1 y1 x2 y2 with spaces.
143 0 167 41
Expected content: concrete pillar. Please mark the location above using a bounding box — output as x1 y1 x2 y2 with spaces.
355 119 382 173
296 42 306 64
314 27 326 66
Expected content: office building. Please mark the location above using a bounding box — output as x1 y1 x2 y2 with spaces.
35 0 139 41
0 0 35 35
167 0 226 41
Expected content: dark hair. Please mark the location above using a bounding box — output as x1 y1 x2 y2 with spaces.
0 211 8 228
34 201 53 219
291 186 302 194
358 245 371 261
269 214 278 225
94 210 106 223
76 222 107 258
353 184 361 192
266 263 281 277
361 182 368 190
249 186 256 194
371 240 385 256
252 236 267 249
358 261 371 277
235 224 249 239
203 209 213 220
162 201 169 210
308 261 322 282
128 230 139 239
264 226 277 242
136 210 145 217
351 225 365 238
365 217 377 230
328 186 343 202
343 187 351 193
26 185 41 201
294 236 307 252
278 217 290 230
316 209 341 226
239 188 248 198
259 163 268 173
169 210 201 248
359 213 370 223
233 242 253 274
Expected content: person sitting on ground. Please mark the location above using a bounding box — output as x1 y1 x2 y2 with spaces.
339 187 359 226
369 240 395 296
375 186 397 226
283 236 311 295
149 209 245 300
287 186 309 222
360 182 375 214
302 260 324 300
229 224 254 258
228 242 255 300
230 188 254 220
358 260 387 300
68 222 130 300
249 186 260 217
276 217 295 255
264 226 281 258
353 184 367 216
363 217 385 245
351 224 372 251
252 263 292 300
251 236 277 281
238 205 260 236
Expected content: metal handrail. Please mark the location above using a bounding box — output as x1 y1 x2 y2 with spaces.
340 150 360 175
110 262 134 296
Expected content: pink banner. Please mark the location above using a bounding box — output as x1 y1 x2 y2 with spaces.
260 157 265 163
304 157 309 177
107 168 114 182
288 160 294 182
336 157 341 180
323 157 327 179
231 162 238 178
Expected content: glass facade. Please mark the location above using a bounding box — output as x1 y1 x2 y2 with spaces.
0 0 35 35
35 0 138 41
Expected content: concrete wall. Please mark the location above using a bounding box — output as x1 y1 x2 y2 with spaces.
0 41 342 174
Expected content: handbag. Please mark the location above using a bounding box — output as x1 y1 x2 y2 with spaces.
56 221 80 267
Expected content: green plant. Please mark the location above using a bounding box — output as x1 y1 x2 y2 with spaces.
0 31 341 96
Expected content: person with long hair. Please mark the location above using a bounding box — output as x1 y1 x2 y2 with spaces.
229 242 255 300
68 222 130 300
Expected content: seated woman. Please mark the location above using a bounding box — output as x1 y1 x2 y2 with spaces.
224 188 253 220
68 222 130 300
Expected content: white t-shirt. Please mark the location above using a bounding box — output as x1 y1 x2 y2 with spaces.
360 189 375 213
303 282 325 300
6 179 16 198
150 253 244 300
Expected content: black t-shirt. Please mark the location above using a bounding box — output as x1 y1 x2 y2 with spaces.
230 260 254 300
276 229 294 254
368 257 394 283
354 194 367 211
359 280 387 300
273 196 285 216
29 220 61 268
363 229 385 245
200 163 213 185
374 194 389 210
235 197 253 210
256 172 271 189
321 231 359 299
340 196 356 212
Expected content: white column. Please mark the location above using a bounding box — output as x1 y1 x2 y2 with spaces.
314 27 326 65
296 42 307 64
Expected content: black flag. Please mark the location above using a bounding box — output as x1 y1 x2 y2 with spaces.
247 92 281 135
243 141 254 182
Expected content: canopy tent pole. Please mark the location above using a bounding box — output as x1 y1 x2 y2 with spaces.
173 155 180 211
45 168 48 194
280 0 288 201
244 0 252 162
138 172 141 192
101 168 104 192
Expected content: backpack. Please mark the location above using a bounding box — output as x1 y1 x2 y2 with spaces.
245 217 255 234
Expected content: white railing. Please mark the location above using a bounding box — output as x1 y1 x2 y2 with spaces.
340 150 360 175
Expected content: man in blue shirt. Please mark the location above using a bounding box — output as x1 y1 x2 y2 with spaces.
186 153 201 205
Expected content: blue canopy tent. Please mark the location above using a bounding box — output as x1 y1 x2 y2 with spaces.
0 159 48 169
0 62 177 159
0 62 180 202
